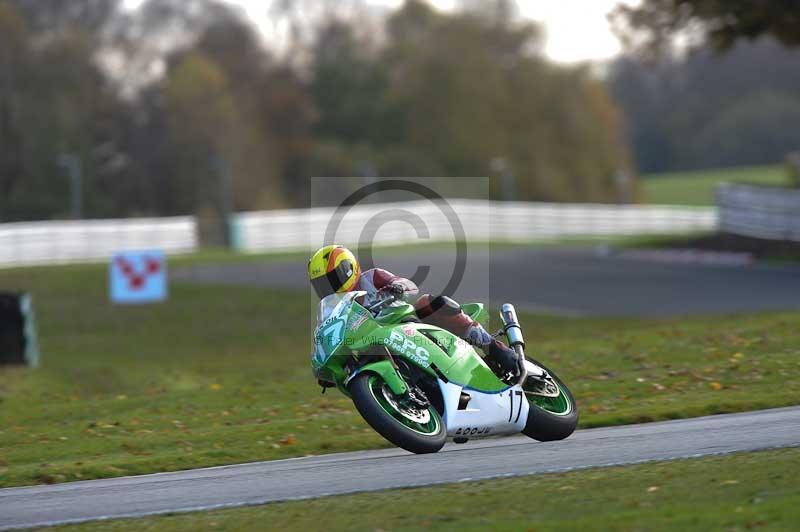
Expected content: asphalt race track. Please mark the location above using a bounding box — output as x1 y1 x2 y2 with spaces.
2 407 799 530
173 247 800 317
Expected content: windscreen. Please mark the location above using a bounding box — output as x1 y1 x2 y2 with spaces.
316 291 364 326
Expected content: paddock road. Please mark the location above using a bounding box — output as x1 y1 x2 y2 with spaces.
2 407 799 530
173 246 800 316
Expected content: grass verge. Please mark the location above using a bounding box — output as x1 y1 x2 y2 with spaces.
57 448 800 531
1 259 799 487
642 164 787 206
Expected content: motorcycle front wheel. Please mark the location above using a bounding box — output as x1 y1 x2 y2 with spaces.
350 373 446 454
521 359 579 441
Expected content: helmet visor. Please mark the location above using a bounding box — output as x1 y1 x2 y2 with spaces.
311 259 355 299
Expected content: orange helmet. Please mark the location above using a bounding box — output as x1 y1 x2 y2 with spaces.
307 245 360 298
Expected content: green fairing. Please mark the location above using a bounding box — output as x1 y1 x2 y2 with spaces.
348 360 408 395
461 302 488 326
416 329 506 392
374 303 417 324
441 350 506 392
312 293 505 394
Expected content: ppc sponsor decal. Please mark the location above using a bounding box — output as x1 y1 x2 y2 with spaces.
110 251 167 304
386 330 430 366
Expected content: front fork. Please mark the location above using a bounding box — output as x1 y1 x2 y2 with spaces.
499 303 538 386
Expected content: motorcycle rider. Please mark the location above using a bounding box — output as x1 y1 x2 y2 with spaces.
308 245 521 381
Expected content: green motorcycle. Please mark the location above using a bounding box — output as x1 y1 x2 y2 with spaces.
312 291 578 454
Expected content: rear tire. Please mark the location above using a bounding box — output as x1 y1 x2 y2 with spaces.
522 359 578 442
350 373 446 454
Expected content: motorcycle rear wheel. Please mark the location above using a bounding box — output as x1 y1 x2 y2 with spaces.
350 373 446 454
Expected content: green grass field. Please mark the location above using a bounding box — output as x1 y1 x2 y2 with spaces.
59 448 800 531
642 164 788 205
1 256 800 488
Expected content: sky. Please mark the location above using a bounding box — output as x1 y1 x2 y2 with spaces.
124 0 633 64
515 0 632 63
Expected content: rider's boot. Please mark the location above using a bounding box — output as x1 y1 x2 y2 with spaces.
484 339 520 376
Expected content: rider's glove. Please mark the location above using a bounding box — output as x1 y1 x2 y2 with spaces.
383 282 406 299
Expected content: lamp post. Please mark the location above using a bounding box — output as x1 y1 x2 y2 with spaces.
357 160 379 204
58 154 83 219
212 156 234 248
490 157 516 201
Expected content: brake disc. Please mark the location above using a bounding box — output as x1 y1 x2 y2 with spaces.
524 377 560 398
381 385 431 423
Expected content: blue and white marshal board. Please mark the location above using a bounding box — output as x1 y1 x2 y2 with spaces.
110 250 168 304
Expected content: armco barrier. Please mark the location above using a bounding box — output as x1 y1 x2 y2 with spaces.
233 200 717 253
0 216 197 268
0 201 720 268
717 183 800 241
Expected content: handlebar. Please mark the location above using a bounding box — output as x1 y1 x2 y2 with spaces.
365 293 397 313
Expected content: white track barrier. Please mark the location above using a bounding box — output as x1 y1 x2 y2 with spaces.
717 183 800 241
0 216 197 268
233 200 717 253
0 201 721 268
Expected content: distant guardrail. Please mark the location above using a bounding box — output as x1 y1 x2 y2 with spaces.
717 183 800 241
0 217 197 268
0 201 719 268
234 200 717 253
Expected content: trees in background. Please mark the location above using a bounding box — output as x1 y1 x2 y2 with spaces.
611 38 800 173
309 1 631 203
0 0 129 220
611 0 800 54
0 0 630 222
610 0 800 174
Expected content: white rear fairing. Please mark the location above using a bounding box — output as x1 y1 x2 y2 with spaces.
438 380 529 439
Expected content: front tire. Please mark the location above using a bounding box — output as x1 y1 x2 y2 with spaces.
522 359 578 441
350 373 446 454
